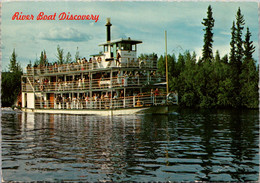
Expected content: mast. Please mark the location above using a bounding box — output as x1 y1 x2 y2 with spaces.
165 31 169 94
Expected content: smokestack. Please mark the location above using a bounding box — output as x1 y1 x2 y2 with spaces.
105 18 112 42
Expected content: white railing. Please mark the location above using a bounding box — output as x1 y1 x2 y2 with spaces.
25 58 157 75
34 94 170 110
22 76 165 92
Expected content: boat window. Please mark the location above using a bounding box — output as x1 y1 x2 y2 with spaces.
125 44 131 51
132 44 136 51
121 43 131 51
104 45 108 52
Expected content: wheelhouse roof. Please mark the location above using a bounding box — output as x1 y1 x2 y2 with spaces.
90 53 105 57
99 38 142 46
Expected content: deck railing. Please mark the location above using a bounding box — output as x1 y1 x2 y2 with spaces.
34 94 171 110
22 76 164 92
25 58 157 76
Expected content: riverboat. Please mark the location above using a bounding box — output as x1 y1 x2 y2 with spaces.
21 18 178 115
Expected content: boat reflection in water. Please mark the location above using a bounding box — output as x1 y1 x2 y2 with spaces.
2 110 259 182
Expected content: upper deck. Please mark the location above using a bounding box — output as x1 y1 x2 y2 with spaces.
24 57 157 76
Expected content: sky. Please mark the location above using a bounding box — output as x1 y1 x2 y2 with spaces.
1 1 258 71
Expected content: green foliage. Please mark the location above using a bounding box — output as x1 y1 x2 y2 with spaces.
9 49 22 73
2 49 23 107
75 47 80 61
240 58 258 108
217 78 234 107
235 7 245 65
157 55 165 75
2 71 22 107
202 5 215 61
39 50 48 66
155 44 257 108
65 52 72 64
243 27 255 60
229 21 236 65
56 45 64 64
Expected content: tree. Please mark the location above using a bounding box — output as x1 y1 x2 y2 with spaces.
214 50 220 63
65 52 72 64
235 7 245 66
56 45 64 64
229 21 236 65
2 49 23 106
221 54 228 64
39 50 48 66
243 27 255 61
75 47 80 61
201 5 215 61
9 49 22 73
157 55 166 75
239 27 257 108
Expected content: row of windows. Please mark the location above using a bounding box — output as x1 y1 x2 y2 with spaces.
104 43 136 52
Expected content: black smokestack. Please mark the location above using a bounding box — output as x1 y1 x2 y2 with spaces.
105 18 112 42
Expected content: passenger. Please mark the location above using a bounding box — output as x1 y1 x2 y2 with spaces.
154 88 159 96
93 93 97 108
72 96 77 109
113 93 118 99
117 71 121 85
124 71 128 86
151 89 154 104
78 78 82 89
85 95 89 109
154 88 159 105
120 90 124 98
82 77 85 89
66 97 70 109
64 81 68 90
116 52 121 66
135 71 140 85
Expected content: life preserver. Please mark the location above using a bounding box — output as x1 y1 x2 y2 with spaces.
97 57 102 63
40 85 44 91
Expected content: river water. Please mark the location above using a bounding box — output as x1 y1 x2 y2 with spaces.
2 109 259 181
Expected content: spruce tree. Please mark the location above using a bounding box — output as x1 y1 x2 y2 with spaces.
9 49 22 73
215 50 220 62
229 21 236 65
9 49 18 72
65 52 72 64
56 45 64 64
39 50 48 66
202 5 215 61
75 47 80 61
240 27 257 108
39 51 44 66
235 7 245 71
243 27 255 60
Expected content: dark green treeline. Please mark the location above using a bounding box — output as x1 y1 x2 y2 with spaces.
156 6 258 109
2 49 23 107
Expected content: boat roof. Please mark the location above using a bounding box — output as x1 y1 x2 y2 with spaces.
90 53 105 57
99 38 142 46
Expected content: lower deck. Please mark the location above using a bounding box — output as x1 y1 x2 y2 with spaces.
21 105 170 116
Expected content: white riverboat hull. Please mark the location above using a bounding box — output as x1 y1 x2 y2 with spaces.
21 105 170 116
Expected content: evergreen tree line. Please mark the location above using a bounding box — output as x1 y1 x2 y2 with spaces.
157 6 258 108
32 45 79 66
2 49 23 107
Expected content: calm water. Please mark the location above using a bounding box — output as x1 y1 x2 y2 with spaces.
2 109 259 181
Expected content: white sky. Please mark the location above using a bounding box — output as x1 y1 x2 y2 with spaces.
1 1 258 71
